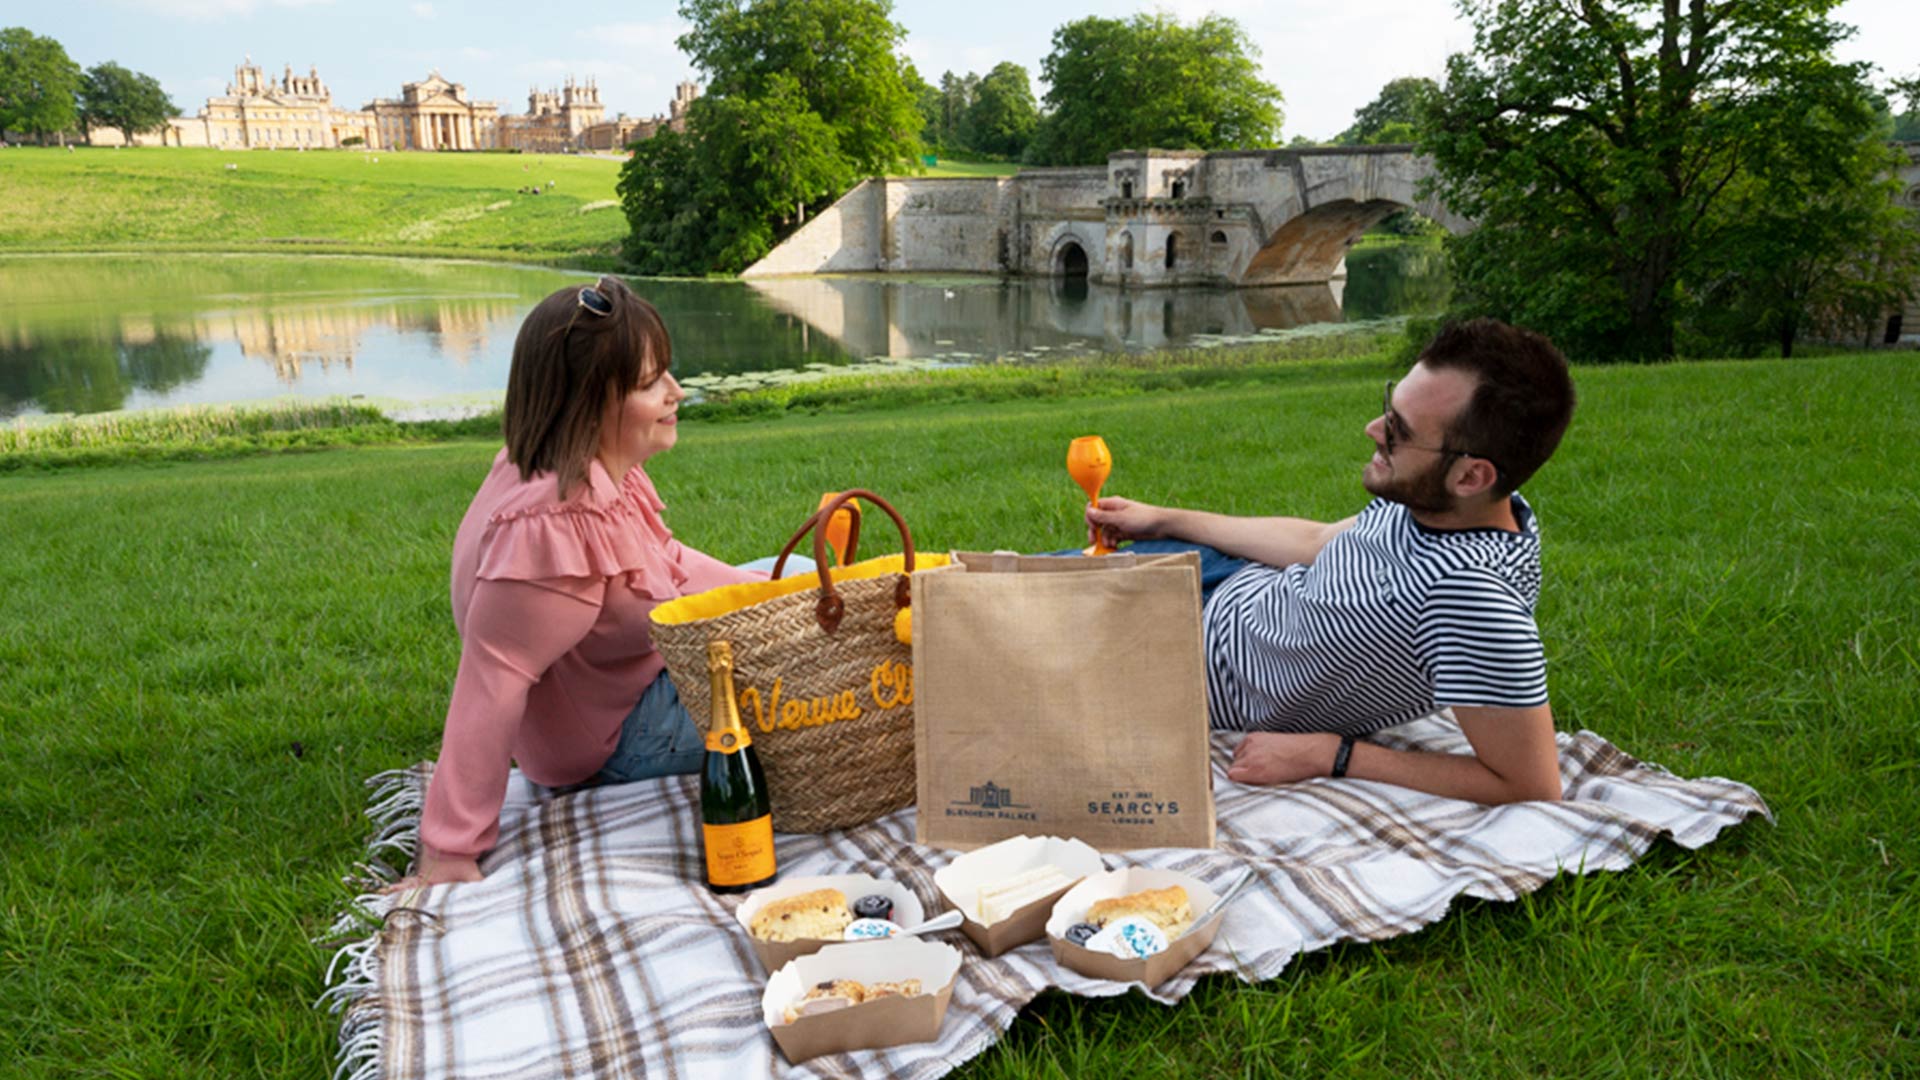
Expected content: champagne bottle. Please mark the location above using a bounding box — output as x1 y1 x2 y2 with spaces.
700 640 777 893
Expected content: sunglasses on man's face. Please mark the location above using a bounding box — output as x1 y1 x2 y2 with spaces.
1381 380 1512 486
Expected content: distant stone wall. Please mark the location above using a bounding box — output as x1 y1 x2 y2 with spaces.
742 177 1015 278
884 178 1011 273
740 180 889 275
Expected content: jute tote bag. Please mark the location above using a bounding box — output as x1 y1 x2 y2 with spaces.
911 550 1215 851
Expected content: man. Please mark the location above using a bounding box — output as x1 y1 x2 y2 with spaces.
1089 319 1576 804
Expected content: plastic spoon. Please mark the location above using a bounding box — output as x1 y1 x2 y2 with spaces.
843 910 964 940
900 910 964 936
1194 868 1255 929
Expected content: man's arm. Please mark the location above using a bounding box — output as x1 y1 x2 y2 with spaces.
1225 703 1563 804
1088 497 1357 567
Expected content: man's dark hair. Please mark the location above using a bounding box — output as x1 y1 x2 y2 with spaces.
1418 318 1575 494
502 277 672 500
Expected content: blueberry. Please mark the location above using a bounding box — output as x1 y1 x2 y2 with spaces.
851 894 893 921
1064 923 1099 946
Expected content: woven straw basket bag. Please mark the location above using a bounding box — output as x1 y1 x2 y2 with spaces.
650 490 948 833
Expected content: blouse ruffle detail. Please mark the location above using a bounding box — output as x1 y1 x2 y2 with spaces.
472 460 689 599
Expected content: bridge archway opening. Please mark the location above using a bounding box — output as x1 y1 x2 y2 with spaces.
1056 240 1089 279
1165 233 1179 269
1241 198 1407 287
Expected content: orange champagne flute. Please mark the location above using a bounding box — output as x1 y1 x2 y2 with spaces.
817 491 859 567
1067 436 1114 555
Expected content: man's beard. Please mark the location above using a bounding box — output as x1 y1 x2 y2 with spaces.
1364 452 1456 514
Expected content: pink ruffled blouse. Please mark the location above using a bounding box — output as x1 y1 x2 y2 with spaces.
421 448 762 858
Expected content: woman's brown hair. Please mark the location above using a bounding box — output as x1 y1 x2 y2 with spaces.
502 276 673 500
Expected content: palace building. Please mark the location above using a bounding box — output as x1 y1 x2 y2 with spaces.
89 59 699 156
366 72 501 151
498 78 605 153
579 81 699 152
91 58 377 148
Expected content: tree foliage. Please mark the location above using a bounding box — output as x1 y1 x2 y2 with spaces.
620 0 924 275
1425 0 1899 361
1694 137 1920 357
79 61 173 145
1336 77 1436 145
1891 74 1920 142
0 27 81 143
1026 13 1282 166
961 62 1036 158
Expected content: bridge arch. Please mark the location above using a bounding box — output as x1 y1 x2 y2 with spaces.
1231 148 1467 286
1039 221 1104 279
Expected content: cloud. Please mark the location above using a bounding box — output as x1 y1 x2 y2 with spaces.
411 2 433 17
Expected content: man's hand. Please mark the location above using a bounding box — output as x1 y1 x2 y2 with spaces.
1086 496 1169 548
381 843 484 894
1227 732 1341 786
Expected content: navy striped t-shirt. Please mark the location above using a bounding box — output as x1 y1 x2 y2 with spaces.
1202 494 1547 734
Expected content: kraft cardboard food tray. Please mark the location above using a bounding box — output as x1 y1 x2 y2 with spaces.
736 874 926 972
932 834 1105 957
762 938 962 1065
1044 868 1222 987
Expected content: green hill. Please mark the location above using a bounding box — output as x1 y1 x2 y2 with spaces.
0 147 629 266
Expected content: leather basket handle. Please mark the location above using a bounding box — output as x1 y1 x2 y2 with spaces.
769 489 916 633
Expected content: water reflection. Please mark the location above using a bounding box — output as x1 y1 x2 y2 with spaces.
0 246 1449 418
737 276 1349 360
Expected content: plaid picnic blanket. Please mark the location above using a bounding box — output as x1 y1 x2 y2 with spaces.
322 714 1768 1080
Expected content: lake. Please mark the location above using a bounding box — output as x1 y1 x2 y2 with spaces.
0 247 1449 420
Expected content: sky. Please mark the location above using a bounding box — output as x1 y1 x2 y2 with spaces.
18 0 1920 142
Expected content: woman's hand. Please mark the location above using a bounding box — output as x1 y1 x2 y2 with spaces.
381 844 484 894
1086 496 1170 548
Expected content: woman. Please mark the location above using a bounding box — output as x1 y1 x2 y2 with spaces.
399 277 764 887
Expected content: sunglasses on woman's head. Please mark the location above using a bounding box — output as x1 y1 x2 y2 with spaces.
576 278 615 317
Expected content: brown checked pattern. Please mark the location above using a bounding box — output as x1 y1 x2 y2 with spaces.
323 713 1768 1080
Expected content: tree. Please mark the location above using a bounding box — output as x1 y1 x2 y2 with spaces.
961 62 1037 158
79 61 174 145
1425 0 1883 361
0 27 81 144
1026 13 1282 166
1694 130 1920 357
1892 74 1920 142
1336 77 1436 145
620 0 925 274
676 0 922 177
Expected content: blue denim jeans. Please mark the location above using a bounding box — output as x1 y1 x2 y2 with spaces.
1047 540 1251 607
595 669 705 783
593 553 819 785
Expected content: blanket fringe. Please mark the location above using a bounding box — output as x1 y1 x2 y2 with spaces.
314 764 430 1080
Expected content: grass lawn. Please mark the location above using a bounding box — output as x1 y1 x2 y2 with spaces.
0 350 1914 1077
0 147 1023 267
907 159 1026 178
0 147 629 264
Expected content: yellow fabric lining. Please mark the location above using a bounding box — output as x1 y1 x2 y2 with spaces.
650 553 951 625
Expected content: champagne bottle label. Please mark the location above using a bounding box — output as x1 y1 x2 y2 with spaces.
702 817 775 887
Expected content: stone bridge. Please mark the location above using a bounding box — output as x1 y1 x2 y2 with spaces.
742 145 1469 288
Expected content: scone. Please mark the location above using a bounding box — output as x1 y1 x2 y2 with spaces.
751 888 852 942
781 979 865 1023
1086 885 1193 938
